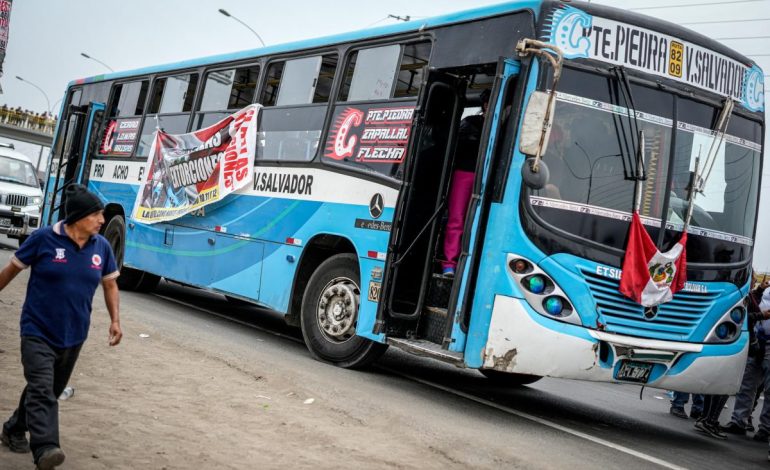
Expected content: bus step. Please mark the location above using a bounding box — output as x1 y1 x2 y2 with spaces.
426 273 452 308
386 337 464 367
418 306 448 344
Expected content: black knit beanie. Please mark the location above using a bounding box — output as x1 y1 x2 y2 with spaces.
64 184 104 225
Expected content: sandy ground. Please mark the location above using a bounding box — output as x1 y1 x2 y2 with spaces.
0 267 473 470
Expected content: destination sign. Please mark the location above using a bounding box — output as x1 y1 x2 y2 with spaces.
544 5 765 112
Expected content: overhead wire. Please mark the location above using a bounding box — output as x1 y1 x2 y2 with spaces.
681 17 770 25
630 0 766 10
713 35 770 40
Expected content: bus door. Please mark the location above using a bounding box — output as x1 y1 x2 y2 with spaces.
378 58 520 351
45 102 105 224
378 72 464 328
447 58 520 351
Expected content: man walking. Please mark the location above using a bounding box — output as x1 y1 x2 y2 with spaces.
0 184 121 470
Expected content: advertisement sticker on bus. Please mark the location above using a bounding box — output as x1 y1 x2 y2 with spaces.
100 118 141 156
324 104 416 164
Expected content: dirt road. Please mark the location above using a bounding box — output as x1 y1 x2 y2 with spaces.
0 241 654 470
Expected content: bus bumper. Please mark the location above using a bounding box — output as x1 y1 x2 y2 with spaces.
481 295 746 394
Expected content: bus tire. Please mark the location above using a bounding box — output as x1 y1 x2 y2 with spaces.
300 253 387 369
103 216 160 293
480 369 542 386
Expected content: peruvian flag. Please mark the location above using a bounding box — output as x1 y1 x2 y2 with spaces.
619 212 687 307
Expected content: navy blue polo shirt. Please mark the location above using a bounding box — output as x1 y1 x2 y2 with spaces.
12 221 119 348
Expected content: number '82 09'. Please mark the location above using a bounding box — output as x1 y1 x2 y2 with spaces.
669 42 684 78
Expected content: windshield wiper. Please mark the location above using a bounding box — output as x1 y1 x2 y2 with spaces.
610 66 645 182
0 176 23 184
683 98 735 229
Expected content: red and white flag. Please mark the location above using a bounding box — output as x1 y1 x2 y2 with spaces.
619 212 687 307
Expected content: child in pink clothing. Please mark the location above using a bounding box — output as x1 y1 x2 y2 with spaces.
442 90 489 277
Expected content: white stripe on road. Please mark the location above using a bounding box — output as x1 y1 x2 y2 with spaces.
154 292 688 470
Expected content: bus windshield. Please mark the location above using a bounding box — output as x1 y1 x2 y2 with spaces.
528 67 762 264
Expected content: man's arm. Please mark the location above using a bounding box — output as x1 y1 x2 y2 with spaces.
102 277 122 346
0 262 22 291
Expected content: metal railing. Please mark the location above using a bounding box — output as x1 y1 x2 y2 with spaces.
0 108 57 135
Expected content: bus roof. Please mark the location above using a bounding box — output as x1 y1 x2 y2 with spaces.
70 0 545 87
70 0 762 88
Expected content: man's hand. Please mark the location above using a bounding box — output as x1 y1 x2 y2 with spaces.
109 321 122 346
102 277 121 346
0 261 22 292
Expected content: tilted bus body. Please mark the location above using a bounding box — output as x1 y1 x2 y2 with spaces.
43 1 765 392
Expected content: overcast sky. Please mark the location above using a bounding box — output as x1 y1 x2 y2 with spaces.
1 0 768 268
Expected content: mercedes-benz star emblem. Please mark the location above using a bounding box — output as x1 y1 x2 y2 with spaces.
643 305 658 320
369 193 384 219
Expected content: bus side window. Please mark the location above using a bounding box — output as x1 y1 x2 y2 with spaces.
99 80 149 157
257 54 338 162
194 65 260 129
339 41 431 102
323 41 431 180
135 73 199 157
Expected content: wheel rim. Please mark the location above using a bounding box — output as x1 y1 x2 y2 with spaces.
316 276 359 343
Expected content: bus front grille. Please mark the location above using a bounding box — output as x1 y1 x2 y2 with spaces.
580 269 720 341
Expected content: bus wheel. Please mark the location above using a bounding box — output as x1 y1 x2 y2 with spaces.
300 253 387 369
103 216 160 293
480 369 542 386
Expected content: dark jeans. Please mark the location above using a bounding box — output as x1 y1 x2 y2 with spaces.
3 336 82 461
672 392 704 413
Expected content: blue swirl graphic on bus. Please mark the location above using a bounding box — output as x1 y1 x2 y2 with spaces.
742 65 765 112
548 6 593 59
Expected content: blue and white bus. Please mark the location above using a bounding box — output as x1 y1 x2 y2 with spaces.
43 1 765 392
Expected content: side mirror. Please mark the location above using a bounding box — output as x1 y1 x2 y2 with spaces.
521 158 549 190
519 91 555 157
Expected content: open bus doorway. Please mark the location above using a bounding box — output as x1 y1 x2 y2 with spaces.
380 63 505 347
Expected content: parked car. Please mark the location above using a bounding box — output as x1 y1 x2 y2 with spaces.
0 142 43 246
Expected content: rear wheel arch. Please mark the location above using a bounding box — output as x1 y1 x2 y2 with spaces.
101 207 159 292
285 234 357 327
299 252 387 368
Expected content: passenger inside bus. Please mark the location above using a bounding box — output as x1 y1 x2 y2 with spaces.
441 89 490 278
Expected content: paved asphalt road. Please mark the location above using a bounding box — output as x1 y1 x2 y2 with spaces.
1 234 766 469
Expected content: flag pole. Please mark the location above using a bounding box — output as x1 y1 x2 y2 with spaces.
633 130 645 213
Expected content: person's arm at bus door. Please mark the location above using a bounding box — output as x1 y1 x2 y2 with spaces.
0 262 22 291
102 277 122 346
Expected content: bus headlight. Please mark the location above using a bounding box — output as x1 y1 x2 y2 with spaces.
524 275 547 294
507 254 581 326
729 307 745 325
543 296 565 315
705 299 745 343
715 322 736 340
29 196 42 206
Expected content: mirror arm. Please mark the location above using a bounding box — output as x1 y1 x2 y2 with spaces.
516 39 564 173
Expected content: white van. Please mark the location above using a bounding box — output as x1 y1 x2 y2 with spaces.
0 142 43 246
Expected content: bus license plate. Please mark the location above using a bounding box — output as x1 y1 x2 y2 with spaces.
0 217 11 227
616 361 653 383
